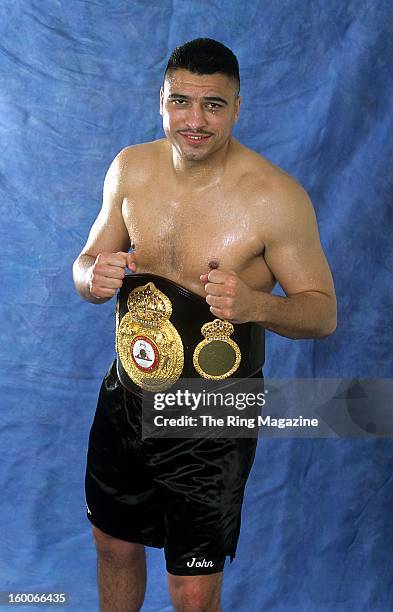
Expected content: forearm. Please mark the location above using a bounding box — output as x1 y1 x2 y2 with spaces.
72 254 110 304
250 290 337 339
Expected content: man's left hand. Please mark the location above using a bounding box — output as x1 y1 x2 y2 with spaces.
199 269 258 324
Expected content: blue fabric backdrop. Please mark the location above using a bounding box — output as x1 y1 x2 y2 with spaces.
1 1 392 610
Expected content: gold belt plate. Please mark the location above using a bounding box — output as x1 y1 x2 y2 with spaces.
116 282 184 391
193 319 241 379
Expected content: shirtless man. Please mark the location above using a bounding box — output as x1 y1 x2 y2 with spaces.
73 38 336 612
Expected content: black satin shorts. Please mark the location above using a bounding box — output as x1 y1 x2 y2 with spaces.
85 360 263 576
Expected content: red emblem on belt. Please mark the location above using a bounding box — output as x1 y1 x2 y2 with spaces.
130 335 159 371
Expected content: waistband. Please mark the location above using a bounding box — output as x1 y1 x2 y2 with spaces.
116 273 265 396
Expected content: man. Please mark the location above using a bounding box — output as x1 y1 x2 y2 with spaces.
73 38 336 612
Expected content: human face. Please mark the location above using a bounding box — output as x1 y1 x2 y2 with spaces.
160 69 241 162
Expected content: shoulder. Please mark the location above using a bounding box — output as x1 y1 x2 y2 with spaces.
234 142 315 225
108 139 167 187
117 139 166 163
234 142 309 203
230 142 318 248
112 139 165 173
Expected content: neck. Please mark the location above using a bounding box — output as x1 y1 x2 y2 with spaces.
171 138 233 188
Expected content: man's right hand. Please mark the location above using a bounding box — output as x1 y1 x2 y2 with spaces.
89 251 136 299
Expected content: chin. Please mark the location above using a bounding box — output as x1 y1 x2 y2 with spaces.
182 151 210 162
178 144 217 162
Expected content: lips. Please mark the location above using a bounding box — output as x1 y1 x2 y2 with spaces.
179 132 212 145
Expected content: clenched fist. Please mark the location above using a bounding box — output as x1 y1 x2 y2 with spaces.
89 251 136 299
199 268 258 324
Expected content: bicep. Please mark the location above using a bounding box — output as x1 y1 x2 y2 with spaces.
264 186 335 298
79 152 131 257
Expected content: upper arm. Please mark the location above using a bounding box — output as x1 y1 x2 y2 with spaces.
79 149 131 257
263 177 336 300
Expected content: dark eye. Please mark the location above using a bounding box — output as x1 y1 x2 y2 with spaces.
206 102 221 110
173 99 187 104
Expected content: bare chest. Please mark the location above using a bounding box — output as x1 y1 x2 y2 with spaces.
122 188 274 294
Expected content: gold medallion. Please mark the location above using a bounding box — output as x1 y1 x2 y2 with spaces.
116 282 184 391
193 319 241 380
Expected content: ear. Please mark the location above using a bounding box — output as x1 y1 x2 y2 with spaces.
234 95 242 123
160 86 164 116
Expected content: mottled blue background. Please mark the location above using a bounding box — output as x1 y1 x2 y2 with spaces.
1 1 392 610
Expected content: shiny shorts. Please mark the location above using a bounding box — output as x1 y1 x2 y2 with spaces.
85 361 262 576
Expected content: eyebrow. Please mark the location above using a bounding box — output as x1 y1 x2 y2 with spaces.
167 93 228 105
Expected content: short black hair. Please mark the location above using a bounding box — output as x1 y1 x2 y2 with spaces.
164 38 240 93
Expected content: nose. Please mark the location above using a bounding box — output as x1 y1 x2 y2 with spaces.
185 103 207 130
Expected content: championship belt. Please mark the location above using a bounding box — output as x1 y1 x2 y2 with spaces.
116 282 184 392
193 319 241 379
116 274 265 396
